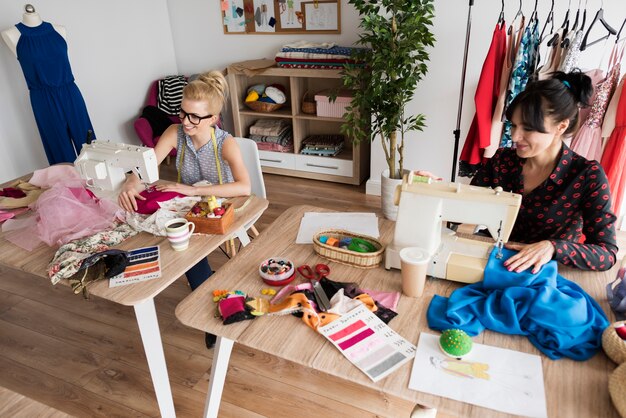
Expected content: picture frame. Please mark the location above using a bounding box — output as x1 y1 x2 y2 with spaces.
221 0 341 34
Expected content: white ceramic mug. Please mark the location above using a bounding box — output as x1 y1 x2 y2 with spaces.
399 247 430 297
165 218 195 251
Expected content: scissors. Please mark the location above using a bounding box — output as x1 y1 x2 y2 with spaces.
297 264 332 312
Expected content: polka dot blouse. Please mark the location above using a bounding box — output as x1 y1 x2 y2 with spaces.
471 144 618 271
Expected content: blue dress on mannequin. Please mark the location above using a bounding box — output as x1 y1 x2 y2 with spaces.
15 21 94 164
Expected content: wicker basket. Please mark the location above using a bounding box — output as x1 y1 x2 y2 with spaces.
609 362 626 418
312 229 385 269
301 91 316 115
245 100 283 113
603 321 626 364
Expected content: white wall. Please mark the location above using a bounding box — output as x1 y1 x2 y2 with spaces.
0 0 178 183
1 0 624 207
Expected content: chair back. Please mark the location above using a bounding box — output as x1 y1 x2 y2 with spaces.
235 137 266 199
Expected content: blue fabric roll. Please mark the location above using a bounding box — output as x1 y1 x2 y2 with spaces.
427 248 608 360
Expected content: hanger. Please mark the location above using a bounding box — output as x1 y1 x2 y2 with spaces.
571 0 582 31
616 18 626 43
540 0 555 41
580 1 617 51
498 0 505 26
560 0 572 33
513 0 524 21
529 0 538 24
508 0 525 36
580 0 588 31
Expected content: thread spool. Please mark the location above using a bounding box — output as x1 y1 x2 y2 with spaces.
408 171 432 184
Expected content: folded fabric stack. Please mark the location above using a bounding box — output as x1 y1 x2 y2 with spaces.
300 134 344 157
275 41 367 70
249 119 293 153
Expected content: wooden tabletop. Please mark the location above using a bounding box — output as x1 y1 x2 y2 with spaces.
175 204 620 418
0 195 268 306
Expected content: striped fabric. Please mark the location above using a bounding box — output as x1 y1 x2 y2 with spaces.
157 76 187 115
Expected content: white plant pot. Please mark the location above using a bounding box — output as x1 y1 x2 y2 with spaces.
381 169 403 221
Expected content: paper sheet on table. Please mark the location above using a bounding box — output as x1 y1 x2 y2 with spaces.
409 333 547 418
318 303 416 382
295 212 379 244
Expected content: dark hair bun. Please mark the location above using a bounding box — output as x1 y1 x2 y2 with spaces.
551 70 593 108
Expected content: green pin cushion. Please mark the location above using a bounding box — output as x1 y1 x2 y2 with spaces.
439 329 473 359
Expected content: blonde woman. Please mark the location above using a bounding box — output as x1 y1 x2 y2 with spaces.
119 71 251 348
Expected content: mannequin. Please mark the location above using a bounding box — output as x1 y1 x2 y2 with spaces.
1 3 95 165
1 4 66 57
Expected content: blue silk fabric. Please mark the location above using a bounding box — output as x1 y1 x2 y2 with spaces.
427 248 608 360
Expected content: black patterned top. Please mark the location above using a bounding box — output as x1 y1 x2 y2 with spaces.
471 144 618 271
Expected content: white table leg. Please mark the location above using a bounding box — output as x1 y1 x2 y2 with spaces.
234 227 251 247
203 336 234 418
134 299 176 418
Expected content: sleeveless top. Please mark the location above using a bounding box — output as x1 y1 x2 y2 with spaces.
559 30 584 73
175 125 234 185
501 19 540 148
15 22 75 90
583 43 624 129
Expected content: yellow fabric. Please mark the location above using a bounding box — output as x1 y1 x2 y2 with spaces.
0 180 43 209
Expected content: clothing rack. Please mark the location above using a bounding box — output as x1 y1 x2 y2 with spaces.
451 0 475 182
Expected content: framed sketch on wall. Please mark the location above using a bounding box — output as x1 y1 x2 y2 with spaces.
221 0 341 34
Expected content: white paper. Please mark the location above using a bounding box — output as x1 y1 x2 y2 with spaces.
295 212 379 244
318 303 416 382
409 333 547 418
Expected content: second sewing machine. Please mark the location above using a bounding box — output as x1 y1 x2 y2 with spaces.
385 173 522 284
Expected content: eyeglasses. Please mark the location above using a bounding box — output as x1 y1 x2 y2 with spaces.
178 109 213 125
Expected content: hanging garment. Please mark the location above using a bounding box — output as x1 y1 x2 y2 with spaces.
14 22 95 165
536 29 565 80
571 43 624 161
501 20 541 148
602 74 625 138
427 248 609 361
559 30 584 72
601 74 626 216
458 23 507 177
486 17 526 158
157 76 187 115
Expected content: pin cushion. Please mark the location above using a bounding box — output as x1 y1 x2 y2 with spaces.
259 258 295 286
439 329 473 359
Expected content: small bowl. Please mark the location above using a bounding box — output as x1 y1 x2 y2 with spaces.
259 258 295 284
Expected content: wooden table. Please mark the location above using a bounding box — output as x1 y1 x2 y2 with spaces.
0 190 268 418
175 205 619 418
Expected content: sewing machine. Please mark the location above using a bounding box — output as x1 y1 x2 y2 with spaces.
385 173 522 283
74 140 159 196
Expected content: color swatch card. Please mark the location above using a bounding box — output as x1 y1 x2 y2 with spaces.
318 303 416 382
409 333 547 418
109 246 161 287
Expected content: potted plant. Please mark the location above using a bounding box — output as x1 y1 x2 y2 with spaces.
341 0 435 219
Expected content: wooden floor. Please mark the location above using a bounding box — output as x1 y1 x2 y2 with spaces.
1 166 624 417
0 170 425 418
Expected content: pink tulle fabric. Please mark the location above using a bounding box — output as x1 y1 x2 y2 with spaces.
29 165 81 188
2 176 123 251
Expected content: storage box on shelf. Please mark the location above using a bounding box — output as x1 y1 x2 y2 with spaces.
227 65 370 185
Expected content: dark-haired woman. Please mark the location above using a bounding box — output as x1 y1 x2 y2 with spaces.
471 71 618 273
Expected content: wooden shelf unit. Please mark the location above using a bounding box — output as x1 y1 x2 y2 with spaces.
227 66 370 185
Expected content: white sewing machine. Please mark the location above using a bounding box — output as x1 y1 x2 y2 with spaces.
74 140 159 197
385 173 522 283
